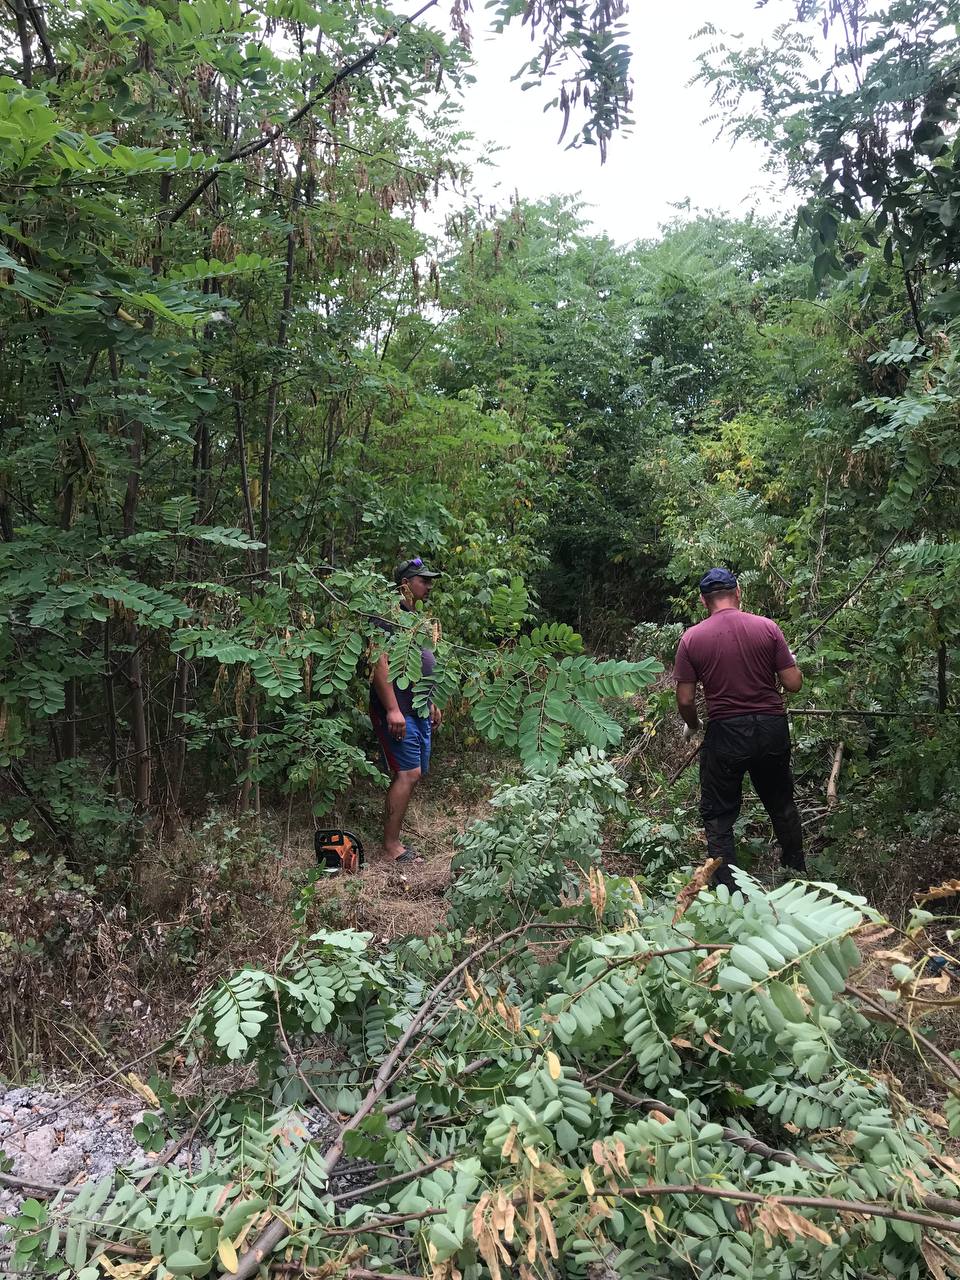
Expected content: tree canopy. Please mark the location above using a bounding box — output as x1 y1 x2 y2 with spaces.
2 1 960 1277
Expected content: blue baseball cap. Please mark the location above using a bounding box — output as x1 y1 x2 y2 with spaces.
699 567 738 594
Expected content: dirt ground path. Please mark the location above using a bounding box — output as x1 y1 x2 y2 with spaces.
282 744 500 941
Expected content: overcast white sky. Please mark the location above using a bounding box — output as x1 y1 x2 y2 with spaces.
449 0 791 244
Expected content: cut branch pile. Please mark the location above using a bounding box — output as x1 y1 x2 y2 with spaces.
5 763 960 1280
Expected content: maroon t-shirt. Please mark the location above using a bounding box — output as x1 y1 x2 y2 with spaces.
674 609 796 721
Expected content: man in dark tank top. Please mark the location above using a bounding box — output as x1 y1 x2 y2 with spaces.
369 557 441 866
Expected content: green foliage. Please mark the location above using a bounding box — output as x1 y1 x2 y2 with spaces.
185 929 387 1064
448 748 629 928
16 761 960 1280
0 0 637 903
469 632 659 770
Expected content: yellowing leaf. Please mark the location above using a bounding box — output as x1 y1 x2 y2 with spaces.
703 1031 732 1055
582 1167 595 1196
695 950 725 979
100 1258 160 1280
921 1237 953 1280
536 1201 559 1259
918 878 960 903
546 1051 562 1080
756 1199 832 1248
503 1201 516 1245
123 1073 160 1108
673 858 722 923
501 1124 518 1162
218 1238 239 1274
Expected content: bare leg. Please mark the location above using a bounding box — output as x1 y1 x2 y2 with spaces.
383 767 421 859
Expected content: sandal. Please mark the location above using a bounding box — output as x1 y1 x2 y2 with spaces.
392 847 423 865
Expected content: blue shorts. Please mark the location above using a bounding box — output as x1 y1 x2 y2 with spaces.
371 706 431 775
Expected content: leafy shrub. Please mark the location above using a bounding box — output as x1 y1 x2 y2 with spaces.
448 748 629 930
12 758 960 1280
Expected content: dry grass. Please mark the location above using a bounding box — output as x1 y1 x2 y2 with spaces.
1 749 503 1079
273 753 500 942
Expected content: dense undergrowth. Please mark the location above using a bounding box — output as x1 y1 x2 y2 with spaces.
3 0 960 1072
4 753 959 1280
0 728 502 1078
4 0 960 1271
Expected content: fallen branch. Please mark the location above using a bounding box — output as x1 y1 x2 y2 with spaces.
644 738 704 800
321 1208 443 1236
331 1153 454 1205
273 986 339 1123
593 1081 960 1217
271 1270 422 1280
2 1037 175 1142
0 1171 76 1196
347 1271 424 1280
668 741 703 786
801 506 927 649
592 1081 822 1172
3 1107 208 1204
845 985 960 1088
615 1181 960 1235
790 708 960 719
582 1052 633 1087
230 922 581 1279
382 1055 494 1119
561 942 732 1008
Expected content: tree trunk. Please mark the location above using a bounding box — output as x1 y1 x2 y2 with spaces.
62 676 77 760
808 461 833 612
115 397 150 844
0 476 14 542
125 632 151 823
233 392 257 541
259 227 298 572
237 693 260 816
826 741 844 809
166 655 190 818
13 1 32 86
938 637 948 714
103 620 119 786
23 0 56 75
122 416 143 540
120 172 171 861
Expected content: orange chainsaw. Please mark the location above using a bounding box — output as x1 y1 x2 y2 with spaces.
314 829 364 876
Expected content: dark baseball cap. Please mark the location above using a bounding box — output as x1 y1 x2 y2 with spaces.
699 567 738 594
394 556 442 585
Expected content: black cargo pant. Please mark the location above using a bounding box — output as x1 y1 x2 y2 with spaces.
700 713 804 891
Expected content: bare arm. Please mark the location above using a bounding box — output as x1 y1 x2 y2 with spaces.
372 653 407 738
372 654 399 711
778 665 803 694
675 681 700 732
771 625 801 696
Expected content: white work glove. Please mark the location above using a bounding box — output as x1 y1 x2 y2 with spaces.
682 722 701 742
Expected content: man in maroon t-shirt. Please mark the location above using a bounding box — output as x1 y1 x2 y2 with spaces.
674 568 805 890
